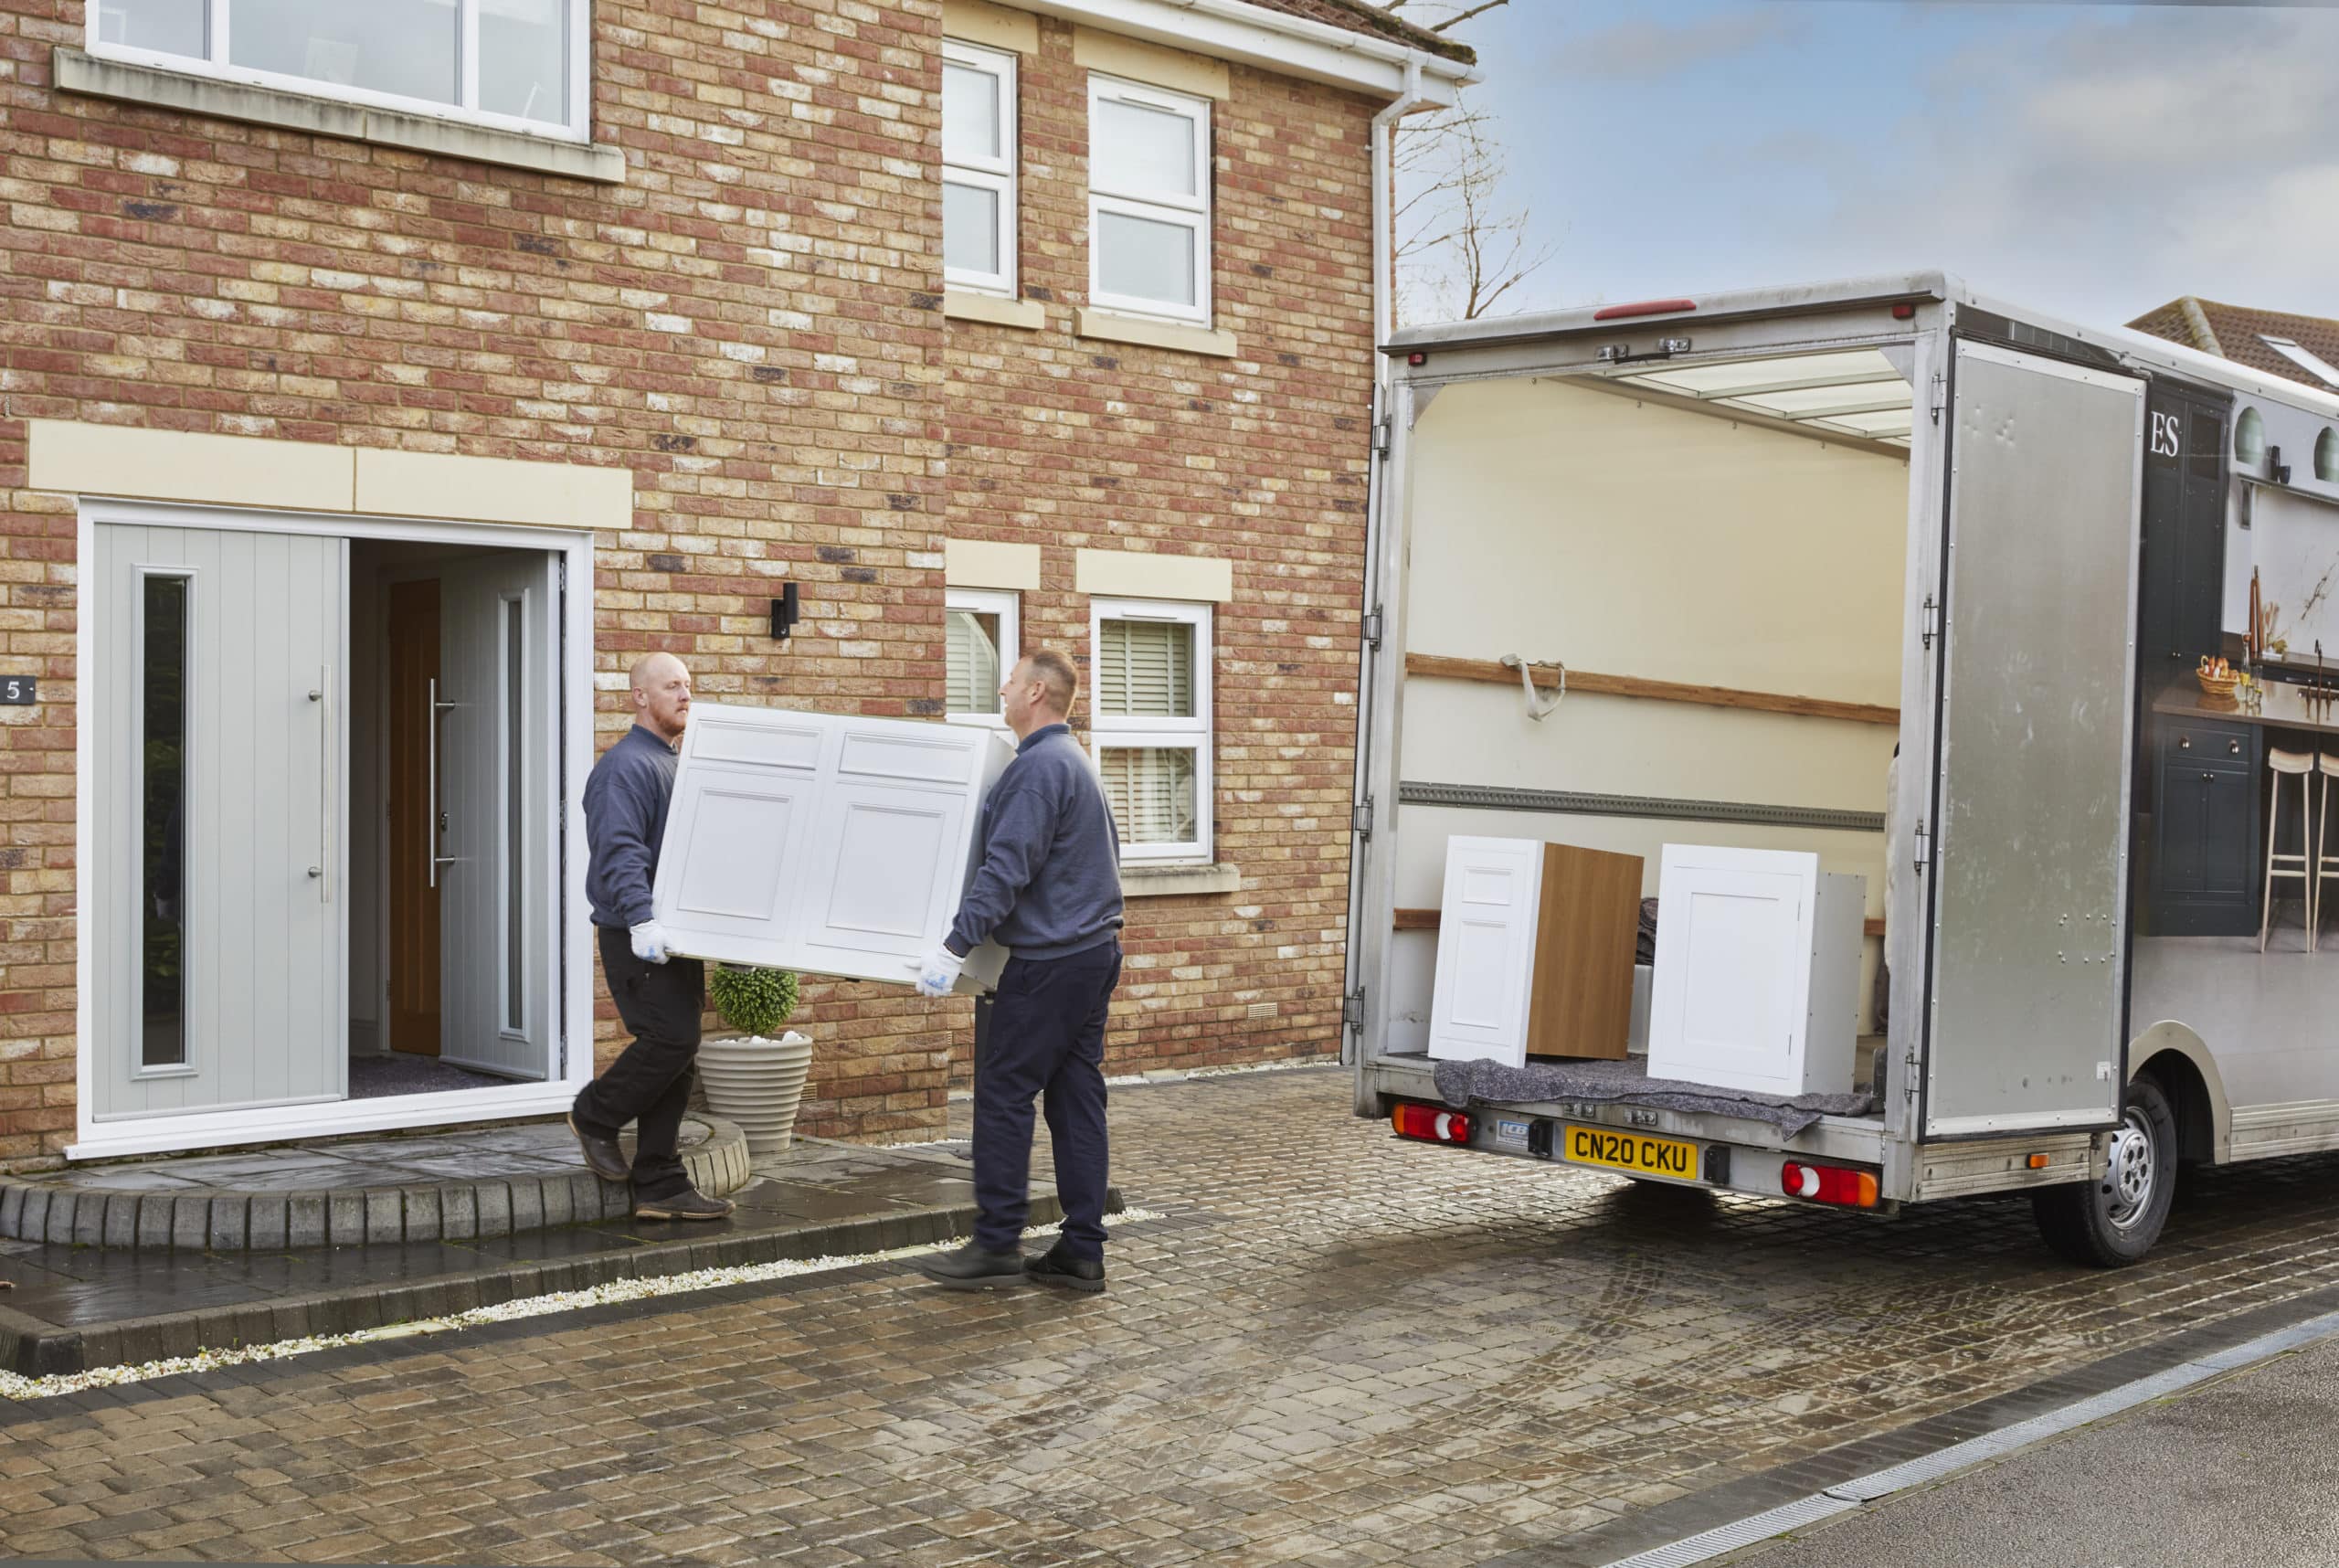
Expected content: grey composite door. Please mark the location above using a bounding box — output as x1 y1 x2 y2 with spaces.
1923 341 2144 1137
92 522 346 1121
434 552 556 1078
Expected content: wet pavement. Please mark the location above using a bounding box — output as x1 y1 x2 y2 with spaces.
0 1135 1052 1375
5 1065 2339 1565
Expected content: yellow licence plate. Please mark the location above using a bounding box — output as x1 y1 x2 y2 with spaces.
1562 1124 1701 1181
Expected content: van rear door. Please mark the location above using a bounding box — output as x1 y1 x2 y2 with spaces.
1922 339 2144 1137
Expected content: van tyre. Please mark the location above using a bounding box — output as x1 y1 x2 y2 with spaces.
2032 1075 2176 1268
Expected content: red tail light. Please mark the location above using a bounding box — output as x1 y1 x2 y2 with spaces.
1392 1103 1473 1144
1782 1161 1879 1208
1593 298 1696 321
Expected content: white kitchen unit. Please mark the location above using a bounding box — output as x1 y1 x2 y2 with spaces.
1646 844 1863 1097
651 704 1015 992
1425 835 1643 1066
1426 837 1543 1065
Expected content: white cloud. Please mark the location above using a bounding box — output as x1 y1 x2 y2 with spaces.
1556 9 1804 79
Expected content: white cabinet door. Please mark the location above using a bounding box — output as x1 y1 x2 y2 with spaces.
653 705 1012 991
1647 849 1810 1095
1426 836 1543 1066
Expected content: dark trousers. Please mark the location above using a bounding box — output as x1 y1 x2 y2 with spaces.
972 940 1119 1259
574 926 704 1201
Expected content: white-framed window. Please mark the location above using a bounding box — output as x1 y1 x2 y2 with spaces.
1086 74 1211 326
943 39 1018 298
946 587 1020 726
1089 598 1212 863
86 0 592 143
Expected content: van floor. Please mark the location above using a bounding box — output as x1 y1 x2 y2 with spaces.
1384 1046 1885 1128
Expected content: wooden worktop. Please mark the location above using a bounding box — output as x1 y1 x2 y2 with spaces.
2154 675 2339 737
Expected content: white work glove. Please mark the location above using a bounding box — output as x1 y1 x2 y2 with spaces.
629 921 672 965
913 946 966 998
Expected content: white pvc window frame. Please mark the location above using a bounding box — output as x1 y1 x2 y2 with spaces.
1089 596 1213 864
1086 73 1212 327
945 586 1021 727
84 0 594 143
942 38 1019 298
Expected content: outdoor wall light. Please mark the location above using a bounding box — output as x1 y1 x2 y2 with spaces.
770 582 801 640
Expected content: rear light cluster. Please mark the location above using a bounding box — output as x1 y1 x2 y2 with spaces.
1781 1161 1879 1208
1391 1103 1473 1144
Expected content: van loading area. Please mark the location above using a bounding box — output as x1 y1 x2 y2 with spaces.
14 1067 2339 1566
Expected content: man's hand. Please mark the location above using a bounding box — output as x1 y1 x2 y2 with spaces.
913 946 966 998
630 921 673 965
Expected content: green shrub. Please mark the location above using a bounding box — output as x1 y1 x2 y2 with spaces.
707 964 800 1038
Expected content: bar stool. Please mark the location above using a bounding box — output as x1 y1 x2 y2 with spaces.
2263 747 2316 953
2317 754 2339 952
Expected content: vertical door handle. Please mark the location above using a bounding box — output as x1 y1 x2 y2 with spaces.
312 666 332 902
428 676 461 887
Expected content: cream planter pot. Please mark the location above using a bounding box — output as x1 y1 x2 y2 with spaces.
696 1032 815 1156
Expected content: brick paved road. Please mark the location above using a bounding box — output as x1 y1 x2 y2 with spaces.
8 1065 2339 1566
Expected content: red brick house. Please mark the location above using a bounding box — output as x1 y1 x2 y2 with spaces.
0 0 1474 1167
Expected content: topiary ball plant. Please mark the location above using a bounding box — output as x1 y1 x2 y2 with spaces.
706 964 800 1039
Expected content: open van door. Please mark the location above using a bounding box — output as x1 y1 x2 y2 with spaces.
1922 340 2145 1137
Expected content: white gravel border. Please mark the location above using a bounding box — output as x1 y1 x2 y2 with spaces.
942 1055 1335 1103
0 1207 1163 1404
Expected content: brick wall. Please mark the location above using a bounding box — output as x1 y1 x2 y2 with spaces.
929 20 1376 1095
0 0 1378 1168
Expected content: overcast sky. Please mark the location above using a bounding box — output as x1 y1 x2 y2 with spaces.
1413 1 2339 332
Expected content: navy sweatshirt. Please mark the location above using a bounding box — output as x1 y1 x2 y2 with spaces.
947 723 1124 962
585 723 680 929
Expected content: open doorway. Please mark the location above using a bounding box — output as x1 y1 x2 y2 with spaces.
350 541 560 1100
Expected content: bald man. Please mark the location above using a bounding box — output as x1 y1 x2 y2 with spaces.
568 652 734 1221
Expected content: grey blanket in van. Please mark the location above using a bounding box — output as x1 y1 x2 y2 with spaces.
1428 1054 1876 1138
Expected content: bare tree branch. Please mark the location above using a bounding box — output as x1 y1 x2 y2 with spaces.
1428 0 1508 32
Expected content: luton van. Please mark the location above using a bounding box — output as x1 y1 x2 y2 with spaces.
1345 272 2339 1266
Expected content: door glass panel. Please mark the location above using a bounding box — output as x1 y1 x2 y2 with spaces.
504 597 524 1033
142 575 189 1069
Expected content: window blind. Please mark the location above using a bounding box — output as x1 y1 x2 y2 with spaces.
1099 746 1198 844
946 609 1001 714
1097 618 1193 718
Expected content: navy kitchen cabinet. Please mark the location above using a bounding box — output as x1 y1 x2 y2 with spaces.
2149 714 2260 936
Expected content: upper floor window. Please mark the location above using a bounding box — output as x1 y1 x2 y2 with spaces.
1087 74 1211 326
943 40 1019 298
89 0 588 141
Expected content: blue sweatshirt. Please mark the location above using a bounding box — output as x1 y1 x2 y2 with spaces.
585 723 680 929
947 724 1124 962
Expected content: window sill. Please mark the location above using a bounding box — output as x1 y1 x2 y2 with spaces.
54 48 627 185
1075 308 1237 359
1121 863 1241 897
945 291 1046 331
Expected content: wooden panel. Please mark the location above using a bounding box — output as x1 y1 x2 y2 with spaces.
386 578 441 1057
1404 652 1900 727
1523 842 1642 1061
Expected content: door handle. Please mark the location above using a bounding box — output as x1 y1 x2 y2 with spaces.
428 676 461 888
314 665 332 903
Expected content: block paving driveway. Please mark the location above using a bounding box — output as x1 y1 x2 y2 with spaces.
7 1064 2339 1565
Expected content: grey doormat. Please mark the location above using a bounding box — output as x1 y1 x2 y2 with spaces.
348 1054 513 1099
1430 1054 1877 1137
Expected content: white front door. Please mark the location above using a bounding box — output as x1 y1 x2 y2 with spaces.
435 552 557 1078
91 523 346 1120
1426 835 1542 1065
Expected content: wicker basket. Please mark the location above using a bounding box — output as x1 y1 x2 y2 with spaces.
2197 668 2241 699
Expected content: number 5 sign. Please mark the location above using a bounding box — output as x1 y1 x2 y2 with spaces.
0 676 37 705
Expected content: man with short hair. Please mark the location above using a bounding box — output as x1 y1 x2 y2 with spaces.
915 648 1124 1292
568 651 735 1221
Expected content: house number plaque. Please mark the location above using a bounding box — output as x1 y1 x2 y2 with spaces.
0 677 34 705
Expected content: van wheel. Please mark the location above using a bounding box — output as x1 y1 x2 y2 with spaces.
2032 1076 2175 1268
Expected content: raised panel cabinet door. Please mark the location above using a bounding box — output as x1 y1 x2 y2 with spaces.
1647 846 1815 1097
653 704 828 969
2154 759 2211 895
2201 770 2255 899
791 720 1006 987
1426 836 1543 1066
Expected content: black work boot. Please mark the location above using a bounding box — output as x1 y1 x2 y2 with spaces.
1023 1243 1106 1294
633 1189 735 1221
917 1243 1026 1289
568 1111 630 1182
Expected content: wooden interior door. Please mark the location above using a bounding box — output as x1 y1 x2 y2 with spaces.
386 577 441 1056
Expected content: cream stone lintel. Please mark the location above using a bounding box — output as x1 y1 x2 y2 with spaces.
1075 308 1238 359
945 291 1047 331
27 420 630 532
946 539 1043 591
1075 547 1233 602
944 0 1042 55
1072 26 1233 100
